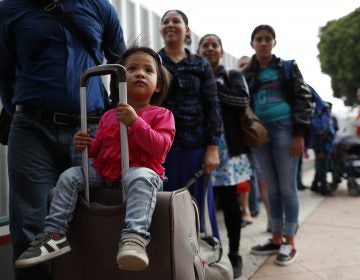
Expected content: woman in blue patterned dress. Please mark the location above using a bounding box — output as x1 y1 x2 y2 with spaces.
197 33 252 278
158 10 222 239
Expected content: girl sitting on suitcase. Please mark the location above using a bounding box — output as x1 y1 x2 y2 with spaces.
15 46 175 271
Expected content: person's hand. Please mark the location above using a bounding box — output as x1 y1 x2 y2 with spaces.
73 130 91 151
290 136 304 157
116 102 138 126
203 145 220 174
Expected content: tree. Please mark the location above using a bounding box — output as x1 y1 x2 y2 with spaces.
317 7 360 106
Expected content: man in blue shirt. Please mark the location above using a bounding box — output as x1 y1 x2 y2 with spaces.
0 0 126 278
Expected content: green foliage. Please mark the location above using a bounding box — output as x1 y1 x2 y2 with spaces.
318 7 360 106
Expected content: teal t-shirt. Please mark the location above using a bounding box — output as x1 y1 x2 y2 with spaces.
253 67 291 123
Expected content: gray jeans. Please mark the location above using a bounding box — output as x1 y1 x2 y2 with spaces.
45 166 162 240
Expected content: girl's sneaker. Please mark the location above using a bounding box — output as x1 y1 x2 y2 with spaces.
250 238 281 255
15 232 71 268
116 233 149 271
275 244 298 266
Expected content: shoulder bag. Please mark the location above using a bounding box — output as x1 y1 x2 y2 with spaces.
239 105 269 147
224 70 269 148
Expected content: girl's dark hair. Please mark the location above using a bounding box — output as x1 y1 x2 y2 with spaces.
197 33 223 52
115 46 171 106
251 24 276 41
161 10 192 45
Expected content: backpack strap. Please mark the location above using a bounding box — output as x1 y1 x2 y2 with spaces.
41 0 102 65
282 59 295 81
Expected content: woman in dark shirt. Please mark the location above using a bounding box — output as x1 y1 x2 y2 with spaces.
197 33 251 279
158 10 222 239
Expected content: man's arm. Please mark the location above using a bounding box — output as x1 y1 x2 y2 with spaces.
0 35 16 114
102 1 126 63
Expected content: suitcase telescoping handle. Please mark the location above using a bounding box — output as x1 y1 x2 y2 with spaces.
182 169 212 237
80 64 127 203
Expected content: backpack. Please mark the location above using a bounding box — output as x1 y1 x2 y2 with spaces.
283 60 330 148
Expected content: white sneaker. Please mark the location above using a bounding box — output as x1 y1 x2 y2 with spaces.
15 232 71 268
275 244 298 266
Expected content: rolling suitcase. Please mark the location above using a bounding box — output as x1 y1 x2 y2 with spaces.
51 64 223 280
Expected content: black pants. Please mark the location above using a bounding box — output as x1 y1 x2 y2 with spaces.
215 185 242 254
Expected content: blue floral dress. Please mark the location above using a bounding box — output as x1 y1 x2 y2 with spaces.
211 130 252 187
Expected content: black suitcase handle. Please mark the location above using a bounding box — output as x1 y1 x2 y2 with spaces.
80 64 126 86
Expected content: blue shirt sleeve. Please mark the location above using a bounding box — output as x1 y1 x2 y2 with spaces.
0 24 16 114
0 0 126 114
201 59 222 146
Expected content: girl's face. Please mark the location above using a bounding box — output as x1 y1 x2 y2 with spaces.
197 35 223 68
124 52 160 108
251 29 276 61
160 10 190 47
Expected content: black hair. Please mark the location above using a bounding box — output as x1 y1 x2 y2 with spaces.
197 34 223 52
161 10 192 45
115 46 171 106
251 24 276 41
161 9 188 25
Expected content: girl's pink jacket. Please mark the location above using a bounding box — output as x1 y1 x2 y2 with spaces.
88 105 175 181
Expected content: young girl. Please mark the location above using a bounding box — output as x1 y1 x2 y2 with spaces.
244 25 312 266
15 46 175 271
197 33 251 278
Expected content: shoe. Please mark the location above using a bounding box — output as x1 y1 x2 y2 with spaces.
320 185 334 196
310 183 319 192
117 233 149 271
250 210 260 217
320 189 334 196
250 239 281 255
310 186 319 192
15 232 71 268
241 219 253 228
228 253 242 278
297 184 307 191
275 244 298 266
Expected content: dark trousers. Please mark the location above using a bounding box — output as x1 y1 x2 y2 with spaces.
215 185 242 253
313 154 329 192
8 109 98 280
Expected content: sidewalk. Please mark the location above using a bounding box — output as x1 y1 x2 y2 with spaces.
217 166 360 279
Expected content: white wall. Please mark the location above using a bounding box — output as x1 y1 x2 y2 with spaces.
111 0 237 68
0 0 238 219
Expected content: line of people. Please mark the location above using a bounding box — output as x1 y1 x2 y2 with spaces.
0 1 318 279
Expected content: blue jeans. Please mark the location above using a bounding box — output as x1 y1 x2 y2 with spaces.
249 153 261 213
8 110 97 279
253 118 300 237
45 166 162 241
249 174 260 213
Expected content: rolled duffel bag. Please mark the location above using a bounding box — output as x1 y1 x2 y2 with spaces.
51 64 211 280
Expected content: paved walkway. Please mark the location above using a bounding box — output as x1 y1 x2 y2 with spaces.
217 167 360 280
